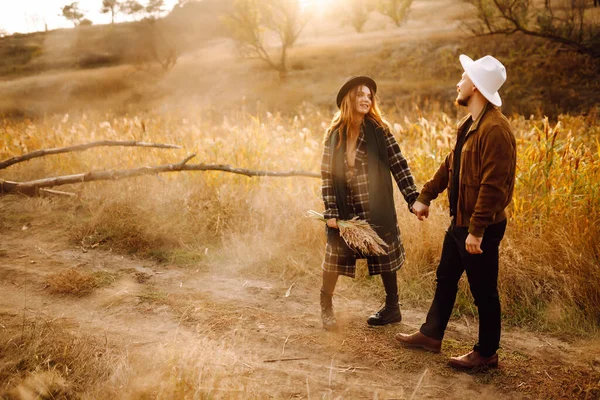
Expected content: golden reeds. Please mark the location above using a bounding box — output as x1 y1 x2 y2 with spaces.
307 210 388 256
2 106 599 332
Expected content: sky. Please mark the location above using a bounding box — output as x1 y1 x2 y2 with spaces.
0 0 179 34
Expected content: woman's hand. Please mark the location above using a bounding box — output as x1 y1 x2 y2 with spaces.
326 218 339 229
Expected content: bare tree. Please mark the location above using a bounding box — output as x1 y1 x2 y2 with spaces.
222 0 308 77
60 2 85 27
465 0 600 58
145 0 167 17
345 0 371 33
120 0 145 20
120 0 178 72
101 0 121 24
264 0 306 47
138 17 179 72
377 0 413 27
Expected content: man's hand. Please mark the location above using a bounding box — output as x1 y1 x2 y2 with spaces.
465 234 483 254
326 218 339 229
412 201 430 221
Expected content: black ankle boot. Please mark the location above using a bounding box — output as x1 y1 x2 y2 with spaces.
367 295 402 326
320 290 337 331
368 272 402 326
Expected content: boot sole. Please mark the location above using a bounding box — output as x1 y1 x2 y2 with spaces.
367 318 402 326
399 343 441 353
447 361 498 369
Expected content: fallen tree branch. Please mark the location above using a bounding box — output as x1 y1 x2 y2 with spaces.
181 163 319 178
39 188 78 198
0 140 182 170
0 154 319 197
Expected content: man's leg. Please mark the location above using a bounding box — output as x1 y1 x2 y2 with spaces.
463 220 506 357
447 221 506 368
419 227 466 340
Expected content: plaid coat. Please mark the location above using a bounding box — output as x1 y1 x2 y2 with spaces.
321 124 418 277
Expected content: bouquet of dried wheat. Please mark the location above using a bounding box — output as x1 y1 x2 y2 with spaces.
307 210 388 256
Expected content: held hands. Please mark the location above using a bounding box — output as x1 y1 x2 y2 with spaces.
411 201 429 221
465 233 483 254
326 218 339 229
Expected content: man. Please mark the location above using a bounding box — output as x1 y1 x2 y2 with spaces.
396 54 516 369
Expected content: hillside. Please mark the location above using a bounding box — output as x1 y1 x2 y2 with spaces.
0 0 232 79
0 0 598 119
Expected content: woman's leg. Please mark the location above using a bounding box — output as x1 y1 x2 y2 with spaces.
322 270 339 296
321 271 339 330
367 271 402 326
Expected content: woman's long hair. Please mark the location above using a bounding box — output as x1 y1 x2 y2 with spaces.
324 85 391 144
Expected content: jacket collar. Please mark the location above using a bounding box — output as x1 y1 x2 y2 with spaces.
457 101 492 136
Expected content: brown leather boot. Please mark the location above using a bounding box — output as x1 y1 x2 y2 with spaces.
448 350 498 369
395 331 442 353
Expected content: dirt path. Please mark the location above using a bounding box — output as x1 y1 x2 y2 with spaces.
1 227 598 399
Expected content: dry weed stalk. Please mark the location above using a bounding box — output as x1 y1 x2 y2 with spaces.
0 316 117 398
307 210 388 256
46 268 97 296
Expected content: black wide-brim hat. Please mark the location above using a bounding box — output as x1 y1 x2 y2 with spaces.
336 75 377 108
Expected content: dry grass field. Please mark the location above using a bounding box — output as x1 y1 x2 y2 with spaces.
1 0 599 398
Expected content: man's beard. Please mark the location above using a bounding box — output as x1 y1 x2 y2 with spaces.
455 93 470 107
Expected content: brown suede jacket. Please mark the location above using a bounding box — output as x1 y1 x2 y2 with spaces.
417 103 516 237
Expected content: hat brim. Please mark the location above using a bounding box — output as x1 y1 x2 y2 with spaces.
459 54 502 107
336 76 377 108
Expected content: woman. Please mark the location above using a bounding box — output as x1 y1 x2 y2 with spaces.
320 76 418 331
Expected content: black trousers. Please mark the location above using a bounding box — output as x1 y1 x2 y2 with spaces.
420 219 507 357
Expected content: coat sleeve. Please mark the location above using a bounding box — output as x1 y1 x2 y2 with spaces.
321 138 339 220
416 153 450 206
469 126 516 236
386 132 419 210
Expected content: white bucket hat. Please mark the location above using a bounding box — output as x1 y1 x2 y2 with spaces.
459 54 507 107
